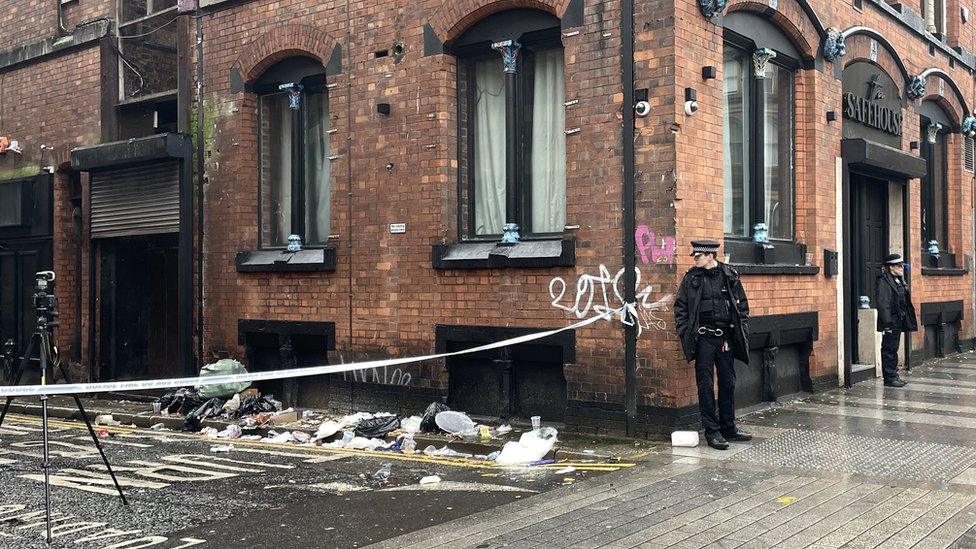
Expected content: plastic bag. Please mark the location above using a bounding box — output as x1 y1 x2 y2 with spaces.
355 415 401 438
313 420 343 441
494 427 559 465
196 359 251 399
400 416 422 435
420 402 450 433
434 411 476 435
184 397 227 431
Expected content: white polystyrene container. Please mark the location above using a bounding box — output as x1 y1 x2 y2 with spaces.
671 431 700 447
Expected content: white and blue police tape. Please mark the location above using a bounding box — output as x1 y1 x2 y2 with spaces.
0 309 620 398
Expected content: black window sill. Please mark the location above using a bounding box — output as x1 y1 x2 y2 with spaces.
921 267 968 276
919 251 959 271
235 248 337 273
432 238 575 270
724 238 810 271
730 264 820 276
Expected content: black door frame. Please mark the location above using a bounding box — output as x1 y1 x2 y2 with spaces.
849 173 889 366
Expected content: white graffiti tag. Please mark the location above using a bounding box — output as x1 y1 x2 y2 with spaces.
548 265 673 336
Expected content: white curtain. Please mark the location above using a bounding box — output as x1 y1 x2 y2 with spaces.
305 91 331 245
473 58 506 235
261 93 292 247
531 48 566 233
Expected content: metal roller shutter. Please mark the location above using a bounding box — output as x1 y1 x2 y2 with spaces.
90 161 180 239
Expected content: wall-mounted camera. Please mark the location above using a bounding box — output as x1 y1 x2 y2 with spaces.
634 101 651 117
684 87 698 116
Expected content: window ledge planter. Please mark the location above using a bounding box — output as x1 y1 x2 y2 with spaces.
235 248 337 273
432 238 575 270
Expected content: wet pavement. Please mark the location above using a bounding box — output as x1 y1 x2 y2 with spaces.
0 415 631 548
376 353 976 548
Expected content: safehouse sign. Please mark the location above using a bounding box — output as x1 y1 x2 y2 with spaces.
842 62 904 148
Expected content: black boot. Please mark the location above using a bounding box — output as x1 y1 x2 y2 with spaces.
884 378 907 387
721 429 753 442
705 433 729 450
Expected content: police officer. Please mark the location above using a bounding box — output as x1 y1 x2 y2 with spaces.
674 240 752 450
876 253 917 387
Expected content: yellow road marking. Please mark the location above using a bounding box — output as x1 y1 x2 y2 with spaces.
4 415 633 471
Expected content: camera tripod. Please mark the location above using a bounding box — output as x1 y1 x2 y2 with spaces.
0 272 126 544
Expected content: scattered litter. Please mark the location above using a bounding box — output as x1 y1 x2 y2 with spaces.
240 435 262 441
777 496 797 506
314 420 343 441
149 423 168 431
400 415 422 434
373 463 392 482
291 431 312 444
486 451 500 461
198 427 219 438
264 431 294 444
184 397 227 431
529 459 556 466
671 431 699 448
555 466 576 474
495 427 558 465
582 449 595 455
478 425 491 439
270 409 299 426
495 424 513 435
419 475 441 485
422 445 472 458
210 444 234 453
196 359 251 399
435 411 476 435
401 434 416 454
355 415 400 438
97 429 109 438
222 394 241 415
94 415 120 427
420 402 450 432
216 425 242 440
345 437 386 451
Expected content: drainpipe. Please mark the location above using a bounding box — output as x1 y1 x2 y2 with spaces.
621 0 638 435
55 0 68 36
195 1 205 369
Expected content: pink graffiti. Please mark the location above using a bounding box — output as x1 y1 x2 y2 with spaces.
636 226 676 265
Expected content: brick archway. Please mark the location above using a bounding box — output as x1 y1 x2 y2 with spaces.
726 0 821 62
233 23 339 84
428 0 572 45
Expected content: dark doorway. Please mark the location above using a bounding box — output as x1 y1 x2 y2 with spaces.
0 241 52 383
850 174 889 364
98 234 179 381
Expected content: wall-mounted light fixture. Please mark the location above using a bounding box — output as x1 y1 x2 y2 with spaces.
701 66 716 80
826 111 837 122
684 87 698 116
377 103 391 116
910 141 920 150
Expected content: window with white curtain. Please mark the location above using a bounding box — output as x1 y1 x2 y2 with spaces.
458 23 566 237
258 81 331 248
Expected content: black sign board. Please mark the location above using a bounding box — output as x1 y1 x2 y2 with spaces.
842 62 903 148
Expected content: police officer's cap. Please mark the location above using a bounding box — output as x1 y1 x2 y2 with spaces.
690 239 720 257
883 253 904 265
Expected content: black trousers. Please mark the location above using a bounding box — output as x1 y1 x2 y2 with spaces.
881 329 902 381
694 335 736 436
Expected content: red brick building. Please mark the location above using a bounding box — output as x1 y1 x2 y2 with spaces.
1 0 974 435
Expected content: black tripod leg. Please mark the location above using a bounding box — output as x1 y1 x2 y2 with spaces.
49 340 127 505
0 333 39 429
70 394 127 505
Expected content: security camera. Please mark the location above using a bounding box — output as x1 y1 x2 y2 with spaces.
684 100 699 116
634 101 651 117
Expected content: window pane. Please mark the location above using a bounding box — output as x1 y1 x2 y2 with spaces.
933 132 948 246
473 57 506 235
723 47 750 236
260 93 293 247
530 48 566 234
304 92 331 245
763 64 794 240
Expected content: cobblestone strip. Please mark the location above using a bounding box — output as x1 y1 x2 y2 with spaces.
595 475 801 548
805 488 929 548
839 490 953 548
734 483 877 548
915 500 976 548
369 463 699 549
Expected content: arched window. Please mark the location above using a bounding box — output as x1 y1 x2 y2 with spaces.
255 56 331 248
722 13 798 242
453 9 566 238
918 101 953 252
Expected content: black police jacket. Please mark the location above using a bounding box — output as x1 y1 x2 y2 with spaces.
875 272 918 332
674 263 750 364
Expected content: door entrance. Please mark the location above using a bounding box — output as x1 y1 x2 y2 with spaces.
0 240 53 383
850 174 889 364
98 234 179 381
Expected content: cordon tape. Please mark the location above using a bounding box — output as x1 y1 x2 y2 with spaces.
0 309 623 398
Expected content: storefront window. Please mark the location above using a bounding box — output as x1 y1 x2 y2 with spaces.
723 42 795 240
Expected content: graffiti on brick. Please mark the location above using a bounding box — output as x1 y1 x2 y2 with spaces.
548 265 673 335
342 365 412 386
635 225 676 266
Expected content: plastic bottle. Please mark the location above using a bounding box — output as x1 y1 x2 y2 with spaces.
341 430 355 446
401 435 416 454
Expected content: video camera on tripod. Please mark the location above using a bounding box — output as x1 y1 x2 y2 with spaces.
32 271 59 329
